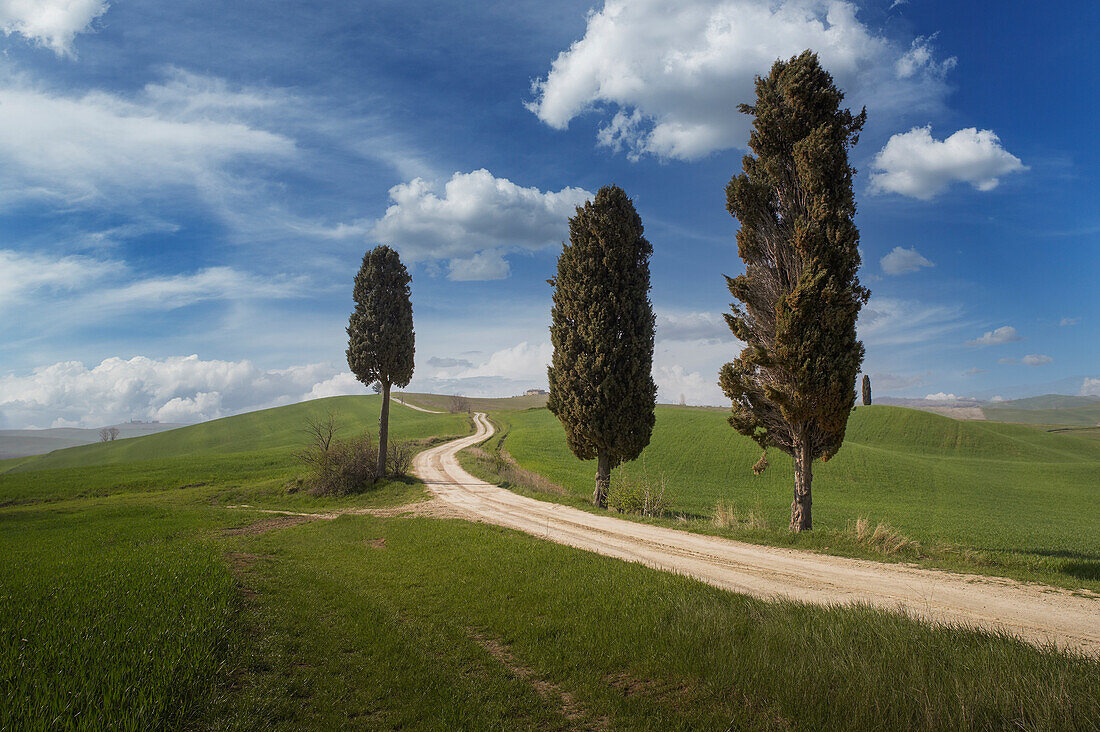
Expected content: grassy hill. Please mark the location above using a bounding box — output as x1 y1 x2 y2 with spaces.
473 405 1100 588
3 395 1099 729
982 396 1100 426
0 395 470 504
395 391 548 412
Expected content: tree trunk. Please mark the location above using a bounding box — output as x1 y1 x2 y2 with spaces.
593 451 610 508
377 381 390 479
790 439 812 532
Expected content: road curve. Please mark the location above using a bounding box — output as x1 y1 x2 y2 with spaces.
392 396 444 413
414 412 1100 656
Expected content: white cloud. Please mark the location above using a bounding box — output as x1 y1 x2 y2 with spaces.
653 364 726 406
1021 354 1052 366
990 395 1005 402
870 126 1026 199
963 367 986 375
448 251 511 281
895 35 956 79
0 355 359 428
1059 317 1079 327
455 341 552 381
656 310 733 343
0 72 294 207
858 296 964 347
1080 378 1100 397
998 357 1017 365
966 326 1022 347
0 0 108 55
880 246 934 275
370 169 591 279
527 0 954 160
924 392 975 402
0 249 306 341
0 249 120 308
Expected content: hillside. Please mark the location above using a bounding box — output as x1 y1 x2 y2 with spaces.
476 405 1100 586
0 396 470 504
0 422 185 459
395 391 548 412
982 395 1100 426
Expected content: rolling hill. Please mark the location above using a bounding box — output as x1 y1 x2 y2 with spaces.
982 394 1100 426
476 405 1100 585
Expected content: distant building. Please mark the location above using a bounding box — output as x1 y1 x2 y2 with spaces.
525 388 548 396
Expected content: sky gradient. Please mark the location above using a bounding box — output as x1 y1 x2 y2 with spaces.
0 0 1096 428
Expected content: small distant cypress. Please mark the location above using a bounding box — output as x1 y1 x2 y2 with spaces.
862 375 872 406
347 245 415 477
547 185 657 508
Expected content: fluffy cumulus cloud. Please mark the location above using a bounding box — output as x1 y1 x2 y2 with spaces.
527 0 954 160
924 392 976 402
1081 378 1100 397
0 0 108 55
1021 353 1052 366
1060 317 1079 327
405 342 554 397
0 355 362 429
880 246 933 275
0 69 294 207
966 326 1022 347
869 126 1026 199
655 310 733 343
370 170 591 279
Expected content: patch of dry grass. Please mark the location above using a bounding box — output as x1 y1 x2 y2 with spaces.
712 501 770 531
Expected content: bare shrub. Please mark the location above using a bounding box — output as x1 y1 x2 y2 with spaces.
296 413 415 493
98 427 111 442
108 427 120 440
607 468 670 517
847 516 920 555
712 501 770 531
449 394 472 414
387 440 413 477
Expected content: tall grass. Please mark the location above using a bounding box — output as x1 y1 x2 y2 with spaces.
0 506 239 730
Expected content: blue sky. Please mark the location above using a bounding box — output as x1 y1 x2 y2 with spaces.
0 0 1096 427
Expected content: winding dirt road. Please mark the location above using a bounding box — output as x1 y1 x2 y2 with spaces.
414 413 1100 656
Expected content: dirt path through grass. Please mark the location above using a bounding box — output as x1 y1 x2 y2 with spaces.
416 413 1100 657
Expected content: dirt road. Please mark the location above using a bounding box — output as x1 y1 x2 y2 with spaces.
414 413 1100 656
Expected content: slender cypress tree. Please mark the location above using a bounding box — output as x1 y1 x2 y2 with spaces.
548 185 657 508
347 245 415 478
719 51 869 532
862 375 872 406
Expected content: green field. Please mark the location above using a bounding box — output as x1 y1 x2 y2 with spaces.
3 395 1099 729
471 405 1100 589
395 390 548 412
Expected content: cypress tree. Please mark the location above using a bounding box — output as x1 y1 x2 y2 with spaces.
862 375 872 406
548 185 657 508
719 51 869 532
347 245 415 478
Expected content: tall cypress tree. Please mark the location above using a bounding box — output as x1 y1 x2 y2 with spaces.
862 375 872 406
347 245 415 478
548 185 657 508
719 51 869 532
